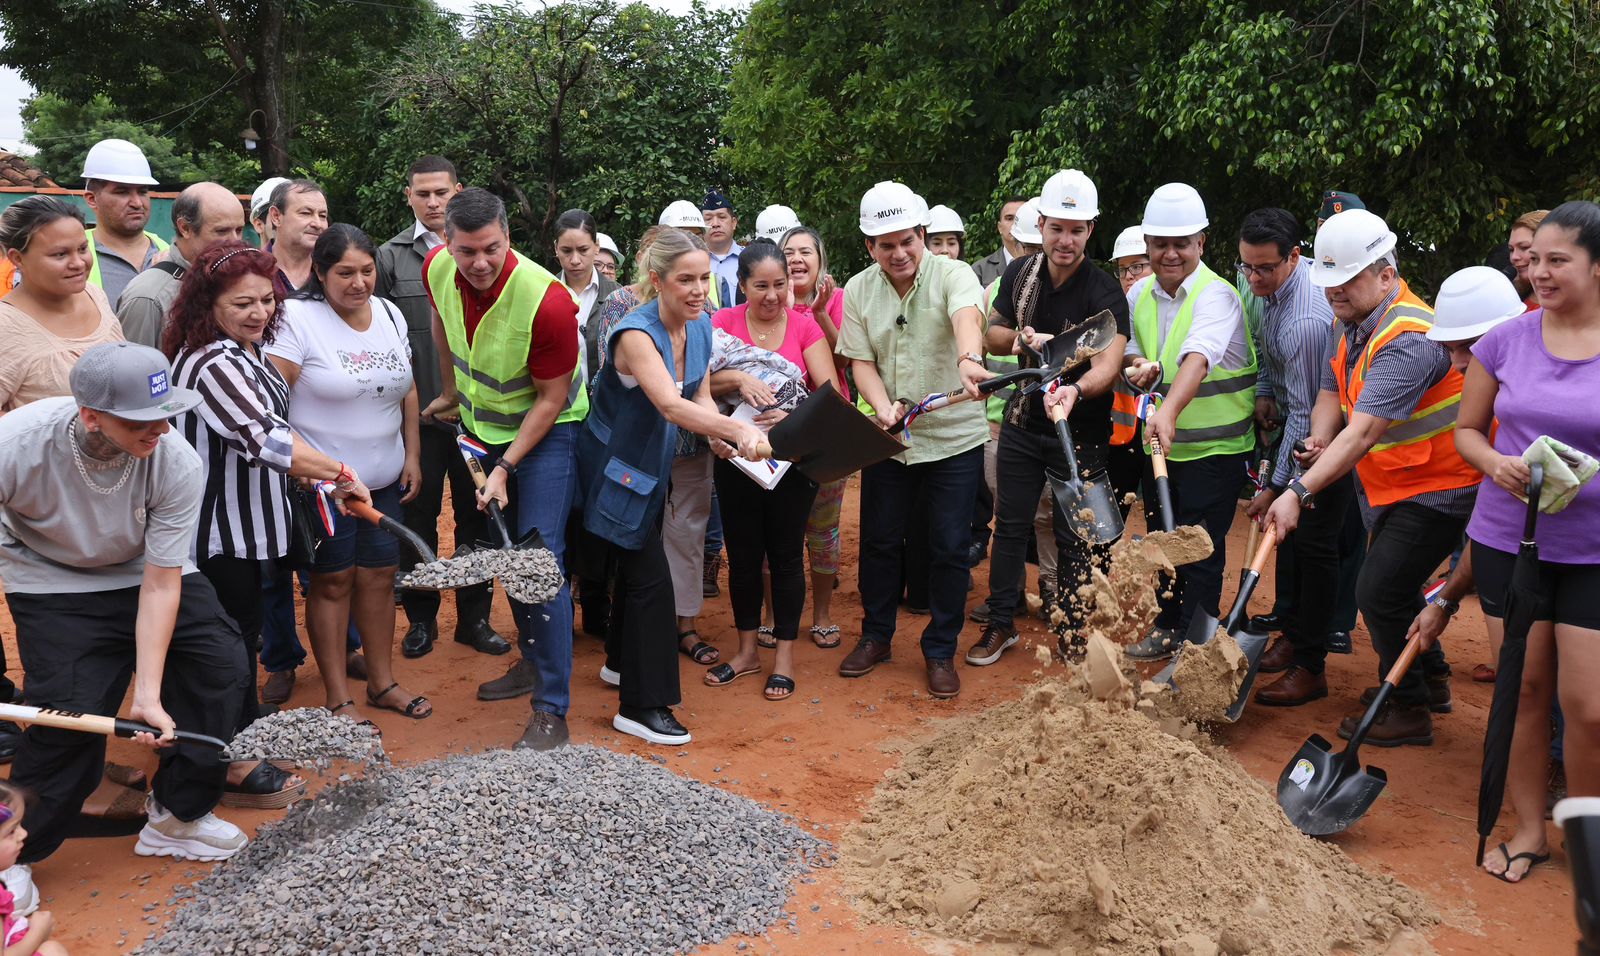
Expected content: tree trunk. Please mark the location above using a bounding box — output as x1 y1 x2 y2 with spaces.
253 0 291 178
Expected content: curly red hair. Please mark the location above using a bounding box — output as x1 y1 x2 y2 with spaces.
161 241 290 360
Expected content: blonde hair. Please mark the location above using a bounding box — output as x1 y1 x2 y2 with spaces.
626 225 671 300
1512 209 1550 235
636 228 707 306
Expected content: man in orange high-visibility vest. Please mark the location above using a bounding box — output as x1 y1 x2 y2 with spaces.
1267 209 1478 748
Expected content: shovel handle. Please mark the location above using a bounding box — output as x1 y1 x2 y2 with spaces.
1220 529 1278 633
343 498 441 563
753 441 774 459
452 425 520 549
1047 404 1084 482
0 703 227 750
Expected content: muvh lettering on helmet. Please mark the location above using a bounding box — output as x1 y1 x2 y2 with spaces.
875 207 905 219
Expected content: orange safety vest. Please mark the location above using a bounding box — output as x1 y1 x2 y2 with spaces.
1332 282 1480 507
1110 385 1140 445
0 259 15 299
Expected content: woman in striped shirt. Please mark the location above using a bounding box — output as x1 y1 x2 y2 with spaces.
165 241 371 808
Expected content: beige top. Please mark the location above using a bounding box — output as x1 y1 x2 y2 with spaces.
0 285 124 414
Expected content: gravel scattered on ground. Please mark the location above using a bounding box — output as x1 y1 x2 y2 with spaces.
222 708 387 771
141 746 830 955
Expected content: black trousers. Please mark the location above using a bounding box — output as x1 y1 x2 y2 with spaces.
1271 491 1363 633
8 574 248 862
400 424 493 626
567 512 616 632
987 423 1110 631
1360 502 1465 708
969 467 994 553
1280 474 1354 674
603 518 681 710
1143 451 1250 636
1108 439 1144 516
197 554 267 730
713 461 818 641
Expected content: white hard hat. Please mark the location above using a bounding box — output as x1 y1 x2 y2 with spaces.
1010 198 1044 245
1039 169 1099 221
250 177 291 221
1111 225 1147 260
1309 208 1397 288
81 138 158 186
912 193 933 227
596 232 620 257
658 200 706 230
926 204 964 235
1428 266 1525 342
1141 183 1208 237
755 204 801 240
859 181 924 236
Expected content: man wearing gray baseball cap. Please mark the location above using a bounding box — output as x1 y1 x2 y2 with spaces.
0 342 251 877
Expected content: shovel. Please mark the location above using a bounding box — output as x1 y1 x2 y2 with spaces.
751 381 907 482
1153 530 1277 710
338 497 485 591
1277 630 1426 835
0 702 227 750
451 424 549 553
1045 400 1123 543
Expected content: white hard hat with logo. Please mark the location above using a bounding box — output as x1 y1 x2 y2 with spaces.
250 177 291 222
1428 266 1526 342
1309 208 1397 288
81 138 158 186
927 204 965 235
658 200 707 230
596 232 621 258
859 181 924 236
1010 198 1044 245
755 204 801 240
1141 183 1209 237
1111 226 1147 260
1039 169 1099 221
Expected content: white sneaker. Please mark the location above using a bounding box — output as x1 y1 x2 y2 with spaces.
135 798 247 862
598 665 621 687
1 864 37 916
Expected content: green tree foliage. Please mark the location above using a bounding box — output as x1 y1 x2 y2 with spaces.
730 0 1600 289
21 93 257 187
354 1 746 261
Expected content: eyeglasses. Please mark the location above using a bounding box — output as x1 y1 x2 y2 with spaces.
1235 259 1286 278
1115 261 1150 279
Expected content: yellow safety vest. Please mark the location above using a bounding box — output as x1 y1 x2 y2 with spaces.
85 229 169 290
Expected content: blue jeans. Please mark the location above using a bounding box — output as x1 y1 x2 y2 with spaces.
704 482 724 556
509 422 578 717
260 565 361 674
857 445 983 659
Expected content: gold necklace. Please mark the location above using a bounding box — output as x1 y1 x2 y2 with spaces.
749 312 786 343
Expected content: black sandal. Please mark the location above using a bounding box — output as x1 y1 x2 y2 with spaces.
1487 842 1551 883
222 760 306 810
329 700 381 735
678 631 720 665
365 683 433 720
764 673 796 701
704 662 760 686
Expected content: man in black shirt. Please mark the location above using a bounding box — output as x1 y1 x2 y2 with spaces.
967 170 1131 665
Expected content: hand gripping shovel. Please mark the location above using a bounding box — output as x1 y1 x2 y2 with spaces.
0 702 226 750
444 425 565 605
1277 630 1427 835
1153 530 1278 712
1045 399 1123 544
451 424 550 554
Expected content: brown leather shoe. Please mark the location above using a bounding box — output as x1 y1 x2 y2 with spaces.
926 658 961 699
1254 665 1328 707
838 639 892 677
1337 702 1433 747
1360 676 1453 714
1256 637 1294 674
261 668 296 706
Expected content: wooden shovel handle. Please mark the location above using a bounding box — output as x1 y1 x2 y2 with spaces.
1384 631 1424 687
1247 525 1277 574
753 441 774 460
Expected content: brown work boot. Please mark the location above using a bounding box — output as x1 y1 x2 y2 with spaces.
1254 665 1328 707
1256 637 1294 674
1337 701 1433 747
477 659 537 700
926 658 961 699
838 639 892 677
1360 677 1453 714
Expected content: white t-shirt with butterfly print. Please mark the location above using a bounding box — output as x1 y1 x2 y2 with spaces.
268 296 413 488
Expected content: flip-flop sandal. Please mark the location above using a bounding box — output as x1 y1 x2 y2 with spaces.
704 663 761 687
104 761 148 791
810 625 841 649
678 631 720 665
221 760 307 810
764 674 796 701
81 777 149 820
1488 842 1551 883
1473 663 1497 683
366 682 433 720
757 625 777 649
329 700 382 736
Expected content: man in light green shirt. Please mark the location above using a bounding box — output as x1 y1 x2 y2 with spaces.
835 180 990 700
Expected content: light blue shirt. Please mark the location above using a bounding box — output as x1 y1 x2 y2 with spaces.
709 242 743 307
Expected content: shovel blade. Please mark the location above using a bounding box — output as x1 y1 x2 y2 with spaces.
1276 735 1389 836
1047 470 1124 544
1221 628 1273 723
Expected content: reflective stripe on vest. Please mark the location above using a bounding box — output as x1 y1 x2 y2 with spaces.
1130 262 1258 461
85 229 169 290
1110 382 1140 445
1331 287 1479 507
428 248 589 444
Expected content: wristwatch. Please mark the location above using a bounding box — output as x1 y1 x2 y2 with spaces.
958 352 984 369
1428 594 1461 616
1287 479 1315 508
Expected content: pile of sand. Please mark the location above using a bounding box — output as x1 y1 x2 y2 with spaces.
839 681 1436 955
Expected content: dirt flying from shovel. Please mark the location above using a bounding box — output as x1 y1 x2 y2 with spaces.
838 679 1438 955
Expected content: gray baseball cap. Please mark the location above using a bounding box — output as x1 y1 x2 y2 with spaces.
70 342 202 422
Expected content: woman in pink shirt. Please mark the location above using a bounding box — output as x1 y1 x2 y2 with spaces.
705 240 838 700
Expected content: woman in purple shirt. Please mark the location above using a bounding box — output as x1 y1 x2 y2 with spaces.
1457 200 1600 883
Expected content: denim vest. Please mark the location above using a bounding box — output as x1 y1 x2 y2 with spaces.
578 300 712 550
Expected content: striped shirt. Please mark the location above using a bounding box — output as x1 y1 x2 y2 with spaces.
171 339 296 561
1255 259 1335 485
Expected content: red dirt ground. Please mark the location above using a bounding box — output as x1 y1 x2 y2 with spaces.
4 479 1575 954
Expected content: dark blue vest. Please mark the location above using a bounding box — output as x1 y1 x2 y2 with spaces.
578 300 712 550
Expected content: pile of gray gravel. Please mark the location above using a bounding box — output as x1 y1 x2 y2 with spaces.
140 746 831 955
224 708 387 772
400 546 563 605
